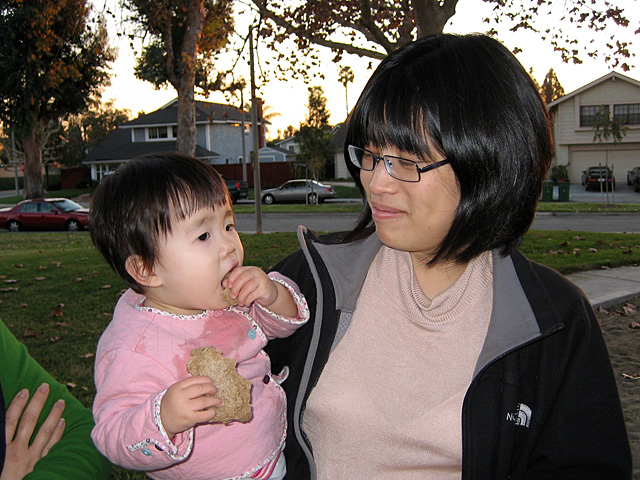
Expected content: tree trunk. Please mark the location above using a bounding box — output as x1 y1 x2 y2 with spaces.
22 125 45 199
176 83 197 155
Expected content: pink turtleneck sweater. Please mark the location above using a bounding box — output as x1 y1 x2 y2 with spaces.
303 246 493 479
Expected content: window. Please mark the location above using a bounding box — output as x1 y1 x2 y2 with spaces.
614 103 640 125
580 105 609 127
148 126 169 140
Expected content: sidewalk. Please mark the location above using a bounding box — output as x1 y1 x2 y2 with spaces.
566 265 640 308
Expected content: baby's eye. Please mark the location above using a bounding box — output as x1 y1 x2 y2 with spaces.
225 223 235 232
197 232 210 241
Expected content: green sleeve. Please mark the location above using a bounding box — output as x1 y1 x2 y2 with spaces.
0 319 112 479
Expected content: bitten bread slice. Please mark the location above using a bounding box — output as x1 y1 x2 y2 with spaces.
186 347 252 424
221 272 238 306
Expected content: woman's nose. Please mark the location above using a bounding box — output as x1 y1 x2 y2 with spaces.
366 158 395 193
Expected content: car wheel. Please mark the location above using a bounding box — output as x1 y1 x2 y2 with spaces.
66 219 81 232
7 220 21 232
635 182 640 193
263 194 275 205
308 193 318 204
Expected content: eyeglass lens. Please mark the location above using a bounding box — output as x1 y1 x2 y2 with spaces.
348 146 422 182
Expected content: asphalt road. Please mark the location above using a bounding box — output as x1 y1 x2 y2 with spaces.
235 211 640 234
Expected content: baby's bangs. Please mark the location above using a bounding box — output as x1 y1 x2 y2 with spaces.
167 176 228 223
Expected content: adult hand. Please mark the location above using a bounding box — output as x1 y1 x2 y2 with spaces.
160 376 223 440
1 383 66 480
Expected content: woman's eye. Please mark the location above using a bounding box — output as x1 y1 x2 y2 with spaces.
397 158 417 169
197 232 210 241
225 223 235 232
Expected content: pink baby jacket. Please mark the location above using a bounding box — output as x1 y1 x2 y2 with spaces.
92 273 309 480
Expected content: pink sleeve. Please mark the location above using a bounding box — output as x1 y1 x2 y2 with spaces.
91 347 193 471
250 272 310 340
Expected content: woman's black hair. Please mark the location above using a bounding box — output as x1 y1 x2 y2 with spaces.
344 33 554 265
89 153 230 293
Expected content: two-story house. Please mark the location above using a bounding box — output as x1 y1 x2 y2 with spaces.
547 71 640 184
83 99 260 182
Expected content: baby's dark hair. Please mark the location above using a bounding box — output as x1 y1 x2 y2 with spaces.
90 153 230 293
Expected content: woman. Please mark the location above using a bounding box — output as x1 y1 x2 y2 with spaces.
266 34 632 479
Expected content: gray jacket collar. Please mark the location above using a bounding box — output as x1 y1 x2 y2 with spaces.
302 227 542 378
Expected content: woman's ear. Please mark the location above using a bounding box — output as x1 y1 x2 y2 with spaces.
125 255 162 288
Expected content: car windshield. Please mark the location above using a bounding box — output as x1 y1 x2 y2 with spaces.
51 199 83 212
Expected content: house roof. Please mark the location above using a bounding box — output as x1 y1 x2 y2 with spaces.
332 123 346 150
83 127 219 164
122 100 253 128
261 145 294 155
547 71 640 108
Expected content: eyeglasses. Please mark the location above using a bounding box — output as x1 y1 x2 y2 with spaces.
347 145 450 183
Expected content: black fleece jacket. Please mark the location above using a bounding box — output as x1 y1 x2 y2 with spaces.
266 228 632 480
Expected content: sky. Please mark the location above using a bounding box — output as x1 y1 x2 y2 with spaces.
99 0 639 140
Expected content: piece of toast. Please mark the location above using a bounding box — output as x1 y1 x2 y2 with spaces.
186 347 252 424
221 272 238 306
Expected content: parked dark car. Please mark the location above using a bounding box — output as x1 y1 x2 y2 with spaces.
0 198 89 232
222 175 249 203
627 166 640 186
581 166 616 191
261 180 336 204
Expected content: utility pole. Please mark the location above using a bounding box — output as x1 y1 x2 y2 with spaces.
249 26 262 233
240 85 247 183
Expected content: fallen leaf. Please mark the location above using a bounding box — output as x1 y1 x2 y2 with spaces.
621 373 640 380
74 277 84 283
19 303 28 308
24 328 37 338
66 382 77 389
101 285 111 289
589 248 598 253
38 265 47 270
48 337 60 343
573 235 584 241
52 262 62 267
13 264 23 268
35 276 46 281
80 353 94 358
0 287 18 292
52 309 64 317
631 321 640 329
56 322 69 328
4 279 17 284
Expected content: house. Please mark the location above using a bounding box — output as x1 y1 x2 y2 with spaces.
274 123 351 180
83 99 263 183
547 72 640 183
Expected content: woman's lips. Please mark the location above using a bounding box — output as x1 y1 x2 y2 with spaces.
370 203 404 220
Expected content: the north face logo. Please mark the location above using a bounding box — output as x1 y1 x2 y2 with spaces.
506 403 532 428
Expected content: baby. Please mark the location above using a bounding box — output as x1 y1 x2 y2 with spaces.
89 153 309 480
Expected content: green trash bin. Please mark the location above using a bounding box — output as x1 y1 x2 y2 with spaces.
558 181 570 202
541 180 553 202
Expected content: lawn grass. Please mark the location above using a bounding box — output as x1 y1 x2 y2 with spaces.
1 229 639 478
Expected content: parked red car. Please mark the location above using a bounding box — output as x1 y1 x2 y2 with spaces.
0 198 89 232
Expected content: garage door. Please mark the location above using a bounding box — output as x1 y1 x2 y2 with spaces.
569 145 640 184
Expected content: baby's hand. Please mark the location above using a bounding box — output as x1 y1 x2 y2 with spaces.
160 376 223 439
224 267 297 317
223 266 278 308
